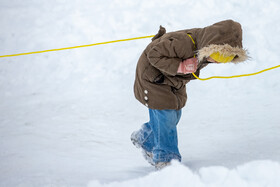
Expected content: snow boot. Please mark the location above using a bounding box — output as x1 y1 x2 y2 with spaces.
155 162 171 170
131 131 155 166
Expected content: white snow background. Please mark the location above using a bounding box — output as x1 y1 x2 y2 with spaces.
0 0 280 186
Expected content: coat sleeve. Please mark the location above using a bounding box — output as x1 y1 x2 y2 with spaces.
147 35 194 76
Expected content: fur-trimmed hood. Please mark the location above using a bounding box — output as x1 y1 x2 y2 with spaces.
195 20 249 63
197 44 248 63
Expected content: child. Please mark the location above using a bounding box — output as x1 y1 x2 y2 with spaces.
131 20 248 169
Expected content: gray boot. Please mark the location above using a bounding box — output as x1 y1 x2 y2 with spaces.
155 162 171 170
131 131 155 166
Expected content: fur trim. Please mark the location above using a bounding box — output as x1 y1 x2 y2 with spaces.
197 44 249 63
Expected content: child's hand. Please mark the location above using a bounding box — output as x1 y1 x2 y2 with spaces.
177 57 198 74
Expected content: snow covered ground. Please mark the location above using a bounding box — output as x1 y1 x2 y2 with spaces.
0 0 280 186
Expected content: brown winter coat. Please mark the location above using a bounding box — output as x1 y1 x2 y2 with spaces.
134 20 248 110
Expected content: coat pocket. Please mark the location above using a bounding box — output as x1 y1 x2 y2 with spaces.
164 76 184 90
143 66 165 84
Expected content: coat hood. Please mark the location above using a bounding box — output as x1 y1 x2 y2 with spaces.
196 20 249 63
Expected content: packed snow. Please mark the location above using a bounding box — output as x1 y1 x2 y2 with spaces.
89 160 280 187
0 0 280 186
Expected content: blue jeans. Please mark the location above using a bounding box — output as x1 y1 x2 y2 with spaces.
136 109 182 163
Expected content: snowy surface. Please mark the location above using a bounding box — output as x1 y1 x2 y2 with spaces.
89 160 280 187
0 0 280 186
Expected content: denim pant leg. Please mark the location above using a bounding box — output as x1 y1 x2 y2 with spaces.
149 108 182 163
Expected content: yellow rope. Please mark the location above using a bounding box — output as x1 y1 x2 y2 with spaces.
187 34 196 48
0 35 155 58
0 33 279 81
192 64 280 80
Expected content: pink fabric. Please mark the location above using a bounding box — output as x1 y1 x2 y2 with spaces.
177 57 198 74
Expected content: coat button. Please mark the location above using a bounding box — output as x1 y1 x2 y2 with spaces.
145 103 149 107
144 96 148 101
144 90 148 94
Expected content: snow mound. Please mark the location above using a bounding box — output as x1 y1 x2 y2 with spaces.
88 160 280 187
